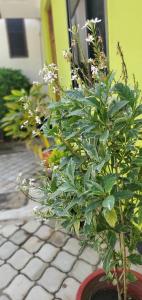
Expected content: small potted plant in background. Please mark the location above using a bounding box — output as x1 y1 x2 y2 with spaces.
22 19 142 300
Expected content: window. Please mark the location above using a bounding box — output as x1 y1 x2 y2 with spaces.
6 19 28 58
67 0 106 62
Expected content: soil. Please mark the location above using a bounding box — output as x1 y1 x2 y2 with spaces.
91 289 136 300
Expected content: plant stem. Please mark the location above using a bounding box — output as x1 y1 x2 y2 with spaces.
113 265 122 300
119 204 127 300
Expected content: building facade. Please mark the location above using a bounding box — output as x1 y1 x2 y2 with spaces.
0 0 43 82
41 0 142 88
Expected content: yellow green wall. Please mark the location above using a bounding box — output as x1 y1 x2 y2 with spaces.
40 0 71 89
107 0 142 87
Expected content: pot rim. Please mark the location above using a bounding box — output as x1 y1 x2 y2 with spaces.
76 268 142 300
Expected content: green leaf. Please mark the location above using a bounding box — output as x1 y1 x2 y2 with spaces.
85 200 102 212
102 195 115 211
103 174 116 193
65 159 75 184
114 190 133 200
127 272 137 283
103 247 113 273
108 100 129 117
104 208 117 227
128 254 142 265
51 183 76 198
100 130 109 143
91 182 104 195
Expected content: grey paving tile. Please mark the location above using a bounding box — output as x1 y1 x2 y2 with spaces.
35 225 53 240
0 225 18 238
79 246 99 265
0 241 18 260
70 259 94 282
38 267 66 293
4 274 33 300
23 236 44 254
36 243 59 262
0 235 6 246
0 264 17 289
22 257 47 280
10 229 29 245
8 249 32 270
25 286 53 300
0 295 11 300
56 277 80 300
52 251 76 272
63 238 82 256
49 231 68 248
22 220 41 234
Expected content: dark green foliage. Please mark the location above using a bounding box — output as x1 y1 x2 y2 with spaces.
39 73 142 285
0 68 30 137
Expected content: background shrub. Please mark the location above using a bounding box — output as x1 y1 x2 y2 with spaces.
0 68 30 139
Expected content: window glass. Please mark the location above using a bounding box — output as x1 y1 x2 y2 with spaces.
6 19 28 58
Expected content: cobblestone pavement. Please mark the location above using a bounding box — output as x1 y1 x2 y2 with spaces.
0 217 100 300
0 148 37 209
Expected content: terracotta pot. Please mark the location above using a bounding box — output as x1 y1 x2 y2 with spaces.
76 269 142 300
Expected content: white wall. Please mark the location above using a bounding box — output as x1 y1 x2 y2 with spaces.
0 18 43 82
0 0 40 19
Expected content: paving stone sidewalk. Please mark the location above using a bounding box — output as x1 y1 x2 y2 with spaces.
0 147 37 209
0 217 100 300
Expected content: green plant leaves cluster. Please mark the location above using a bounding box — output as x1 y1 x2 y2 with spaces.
39 73 142 280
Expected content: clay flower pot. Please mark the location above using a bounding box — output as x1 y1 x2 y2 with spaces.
76 269 142 300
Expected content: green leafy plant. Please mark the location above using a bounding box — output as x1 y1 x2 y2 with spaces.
0 68 30 137
22 20 142 300
1 84 49 155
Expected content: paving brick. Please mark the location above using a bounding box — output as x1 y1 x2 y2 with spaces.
63 238 81 256
36 243 59 262
8 249 31 270
0 241 18 260
0 264 17 289
49 231 68 248
22 220 41 233
0 235 6 246
35 225 53 240
4 274 33 300
0 225 18 238
0 296 10 300
38 267 66 293
25 286 53 300
79 247 99 265
56 277 80 300
52 251 76 272
23 236 44 254
70 259 93 282
0 259 4 266
10 229 29 245
22 257 47 280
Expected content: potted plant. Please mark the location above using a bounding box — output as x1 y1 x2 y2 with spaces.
23 20 142 300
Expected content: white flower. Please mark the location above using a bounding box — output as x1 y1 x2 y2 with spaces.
62 50 72 61
71 74 78 81
82 18 101 29
29 178 35 186
91 18 102 24
35 116 41 124
28 110 33 116
23 103 28 110
88 58 94 63
91 65 98 76
39 64 58 85
23 120 28 126
33 206 39 213
86 34 94 43
32 130 37 136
